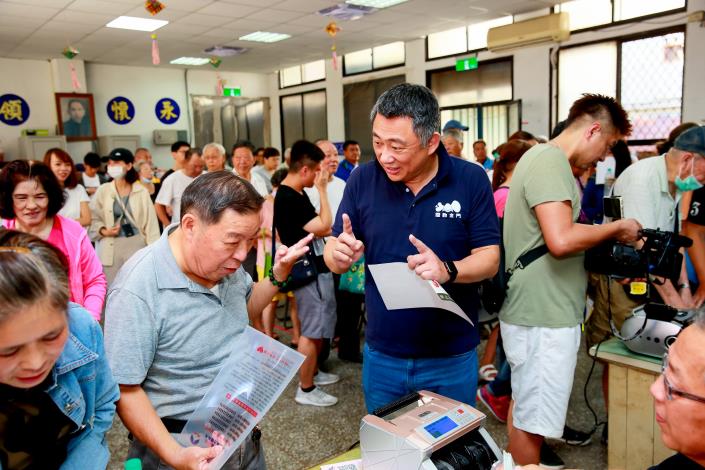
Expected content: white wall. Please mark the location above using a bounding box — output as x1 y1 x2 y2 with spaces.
0 58 57 160
0 60 270 168
86 64 188 169
86 66 270 169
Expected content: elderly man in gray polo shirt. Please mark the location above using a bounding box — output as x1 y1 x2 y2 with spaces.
104 171 311 470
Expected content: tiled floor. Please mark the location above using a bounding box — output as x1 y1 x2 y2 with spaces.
107 325 611 470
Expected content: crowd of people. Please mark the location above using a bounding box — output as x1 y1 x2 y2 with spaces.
0 82 704 470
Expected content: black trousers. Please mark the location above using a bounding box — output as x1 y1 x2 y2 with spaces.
336 289 364 359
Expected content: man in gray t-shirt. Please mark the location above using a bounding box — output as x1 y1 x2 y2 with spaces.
105 172 311 470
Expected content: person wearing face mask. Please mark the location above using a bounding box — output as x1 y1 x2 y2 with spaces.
593 123 705 309
90 148 160 285
584 125 705 447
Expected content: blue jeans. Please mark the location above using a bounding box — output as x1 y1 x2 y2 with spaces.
488 335 512 397
362 343 478 413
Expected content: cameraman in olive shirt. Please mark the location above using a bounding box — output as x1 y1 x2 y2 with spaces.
499 94 641 465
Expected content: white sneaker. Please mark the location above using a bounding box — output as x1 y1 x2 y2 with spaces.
295 387 338 407
313 370 340 386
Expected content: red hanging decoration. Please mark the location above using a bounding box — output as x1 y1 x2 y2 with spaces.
331 47 338 72
69 63 82 91
216 74 224 96
145 0 165 15
325 22 341 71
151 34 160 65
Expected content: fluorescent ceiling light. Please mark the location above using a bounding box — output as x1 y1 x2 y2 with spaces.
239 31 291 43
346 0 407 8
106 16 168 32
170 57 211 66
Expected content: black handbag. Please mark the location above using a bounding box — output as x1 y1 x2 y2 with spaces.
272 221 317 293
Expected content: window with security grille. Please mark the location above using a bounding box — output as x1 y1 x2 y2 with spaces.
620 31 684 141
556 28 684 145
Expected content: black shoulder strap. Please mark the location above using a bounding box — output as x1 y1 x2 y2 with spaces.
271 214 276 259
508 244 549 275
500 216 549 276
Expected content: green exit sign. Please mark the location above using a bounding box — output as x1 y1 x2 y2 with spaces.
223 87 241 97
455 57 478 72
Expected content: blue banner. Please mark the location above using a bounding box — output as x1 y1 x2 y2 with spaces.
155 98 180 124
0 94 30 126
107 96 135 124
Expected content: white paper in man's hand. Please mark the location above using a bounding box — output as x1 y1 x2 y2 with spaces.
368 262 473 325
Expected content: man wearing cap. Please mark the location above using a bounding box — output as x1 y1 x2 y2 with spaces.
586 125 705 348
334 140 361 182
443 119 469 134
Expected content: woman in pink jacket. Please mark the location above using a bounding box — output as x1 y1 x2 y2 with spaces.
0 160 106 320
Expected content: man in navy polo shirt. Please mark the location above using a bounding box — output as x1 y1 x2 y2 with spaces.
324 83 500 412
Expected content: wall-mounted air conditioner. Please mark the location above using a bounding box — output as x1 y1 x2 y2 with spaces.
487 12 570 52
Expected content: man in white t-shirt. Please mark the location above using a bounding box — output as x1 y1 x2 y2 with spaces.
252 147 280 194
232 143 269 196
155 149 203 226
305 140 346 220
82 152 109 198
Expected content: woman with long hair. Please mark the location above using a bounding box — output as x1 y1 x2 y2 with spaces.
0 161 106 320
44 148 90 227
90 148 159 285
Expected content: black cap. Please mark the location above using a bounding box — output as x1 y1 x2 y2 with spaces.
108 148 134 164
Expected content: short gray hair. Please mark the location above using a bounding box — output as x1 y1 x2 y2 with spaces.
202 142 226 157
135 160 151 172
370 83 440 147
443 128 464 143
180 171 263 226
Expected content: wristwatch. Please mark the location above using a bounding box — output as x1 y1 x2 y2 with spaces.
443 260 458 284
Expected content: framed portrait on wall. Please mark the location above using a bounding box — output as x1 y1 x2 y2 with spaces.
55 92 97 141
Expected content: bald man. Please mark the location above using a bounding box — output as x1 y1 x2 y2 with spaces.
304 140 346 219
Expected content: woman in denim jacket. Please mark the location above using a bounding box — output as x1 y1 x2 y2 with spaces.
0 229 119 469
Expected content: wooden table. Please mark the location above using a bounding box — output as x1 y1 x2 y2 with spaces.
307 448 360 470
590 338 674 469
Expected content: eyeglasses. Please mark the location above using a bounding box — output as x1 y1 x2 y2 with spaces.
661 353 705 405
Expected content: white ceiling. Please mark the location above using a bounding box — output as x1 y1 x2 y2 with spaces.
0 0 561 73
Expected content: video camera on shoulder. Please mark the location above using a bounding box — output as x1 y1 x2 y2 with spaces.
585 228 692 281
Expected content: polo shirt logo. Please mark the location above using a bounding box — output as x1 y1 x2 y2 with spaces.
435 200 462 219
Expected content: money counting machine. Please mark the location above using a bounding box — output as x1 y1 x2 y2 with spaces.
360 390 502 470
